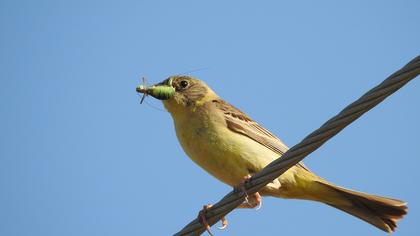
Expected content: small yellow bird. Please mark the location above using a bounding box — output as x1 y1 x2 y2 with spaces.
137 76 407 233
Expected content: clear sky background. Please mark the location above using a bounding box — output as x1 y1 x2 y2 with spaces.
1 1 419 236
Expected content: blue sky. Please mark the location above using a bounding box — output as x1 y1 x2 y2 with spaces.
1 1 419 235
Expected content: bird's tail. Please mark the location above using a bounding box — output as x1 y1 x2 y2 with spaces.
313 181 407 233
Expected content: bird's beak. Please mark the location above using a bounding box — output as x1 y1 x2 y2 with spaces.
136 78 175 101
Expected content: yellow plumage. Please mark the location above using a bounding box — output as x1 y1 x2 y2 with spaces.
140 76 407 233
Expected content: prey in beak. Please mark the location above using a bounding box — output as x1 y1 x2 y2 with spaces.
136 77 175 104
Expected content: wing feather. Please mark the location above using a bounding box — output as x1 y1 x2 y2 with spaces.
212 99 288 155
212 99 310 171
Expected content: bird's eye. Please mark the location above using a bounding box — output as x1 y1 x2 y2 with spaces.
180 80 189 88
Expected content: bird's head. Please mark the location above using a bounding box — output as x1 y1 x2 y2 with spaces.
136 76 218 113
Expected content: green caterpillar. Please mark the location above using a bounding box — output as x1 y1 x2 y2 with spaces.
136 78 175 101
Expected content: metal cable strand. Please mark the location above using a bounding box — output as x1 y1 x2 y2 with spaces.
174 56 420 236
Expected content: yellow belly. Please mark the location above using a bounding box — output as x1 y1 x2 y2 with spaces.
171 108 293 189
166 102 318 199
177 122 265 185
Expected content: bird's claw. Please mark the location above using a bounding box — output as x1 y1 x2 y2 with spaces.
255 197 262 211
198 204 228 236
236 175 263 210
217 217 228 230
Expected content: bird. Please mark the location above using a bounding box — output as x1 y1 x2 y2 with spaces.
136 76 407 233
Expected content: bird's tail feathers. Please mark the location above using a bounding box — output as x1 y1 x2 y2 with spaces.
315 181 407 233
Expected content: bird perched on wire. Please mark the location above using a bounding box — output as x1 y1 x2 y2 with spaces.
136 76 407 234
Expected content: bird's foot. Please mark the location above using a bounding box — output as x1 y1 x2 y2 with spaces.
198 204 228 236
235 175 262 210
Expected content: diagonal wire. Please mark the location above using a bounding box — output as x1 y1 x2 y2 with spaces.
174 55 420 236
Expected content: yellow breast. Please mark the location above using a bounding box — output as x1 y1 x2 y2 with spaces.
165 100 278 186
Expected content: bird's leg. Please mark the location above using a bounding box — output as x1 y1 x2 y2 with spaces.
198 204 228 236
196 175 260 235
235 175 262 210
